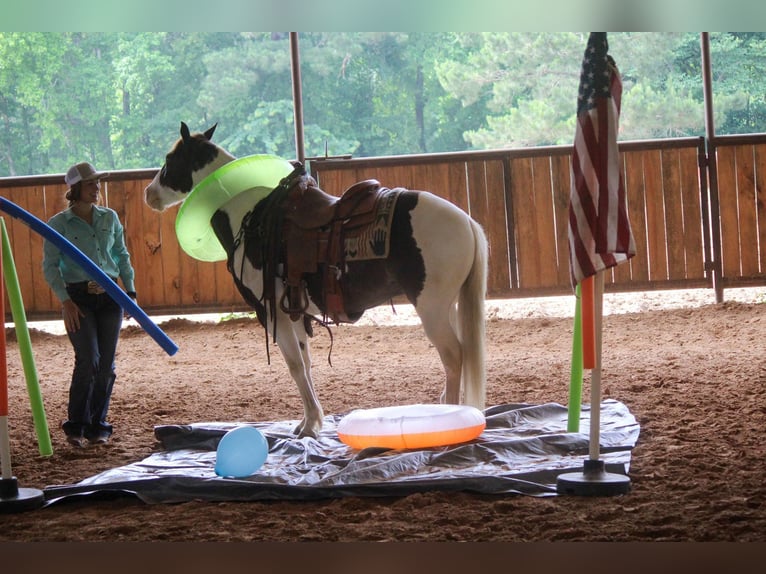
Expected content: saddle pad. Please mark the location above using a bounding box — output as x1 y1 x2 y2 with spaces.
343 189 400 262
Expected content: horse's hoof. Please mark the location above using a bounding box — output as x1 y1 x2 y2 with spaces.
293 421 320 439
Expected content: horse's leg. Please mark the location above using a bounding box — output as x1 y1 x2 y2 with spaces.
409 193 487 409
271 300 325 438
416 298 463 404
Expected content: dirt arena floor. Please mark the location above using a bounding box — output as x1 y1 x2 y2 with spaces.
1 288 765 543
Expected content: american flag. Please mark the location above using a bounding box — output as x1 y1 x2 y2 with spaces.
568 32 636 287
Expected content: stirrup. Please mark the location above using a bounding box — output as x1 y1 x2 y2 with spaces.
279 284 309 321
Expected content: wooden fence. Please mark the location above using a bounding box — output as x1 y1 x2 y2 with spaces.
1 134 765 321
310 137 713 298
710 135 766 294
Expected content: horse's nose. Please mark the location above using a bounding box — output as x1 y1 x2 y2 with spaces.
144 185 163 211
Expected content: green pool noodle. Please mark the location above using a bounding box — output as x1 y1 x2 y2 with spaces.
1 217 53 456
567 283 583 433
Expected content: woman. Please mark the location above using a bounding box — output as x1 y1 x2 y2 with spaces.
42 161 136 448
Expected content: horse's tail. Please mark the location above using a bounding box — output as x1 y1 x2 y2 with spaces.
459 218 488 410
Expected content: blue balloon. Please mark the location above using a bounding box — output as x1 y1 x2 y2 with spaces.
215 426 268 478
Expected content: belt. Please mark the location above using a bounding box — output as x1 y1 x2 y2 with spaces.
66 280 115 295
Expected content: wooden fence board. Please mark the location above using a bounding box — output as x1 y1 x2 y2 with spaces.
755 144 766 273
44 183 69 220
314 169 344 197
27 186 52 313
466 160 489 225
679 146 705 280
484 160 511 294
531 156 558 287
611 153 633 284
389 165 414 191
716 145 741 278
642 150 668 281
735 145 759 277
131 180 166 307
179 246 202 306
465 161 494 292
551 154 572 287
623 151 649 282
159 204 183 308
109 181 139 292
509 157 539 288
41 184 68 310
447 162 469 213
420 162 451 200
662 148 686 280
196 252 219 306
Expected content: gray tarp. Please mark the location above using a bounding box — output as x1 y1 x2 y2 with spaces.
43 400 639 505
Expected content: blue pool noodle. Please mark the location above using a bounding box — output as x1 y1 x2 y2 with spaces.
0 196 178 356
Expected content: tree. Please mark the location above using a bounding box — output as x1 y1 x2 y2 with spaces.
435 33 710 146
436 33 587 147
111 33 244 168
2 32 766 178
0 33 68 175
706 33 766 134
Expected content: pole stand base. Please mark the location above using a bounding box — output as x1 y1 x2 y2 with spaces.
0 477 45 513
556 459 631 497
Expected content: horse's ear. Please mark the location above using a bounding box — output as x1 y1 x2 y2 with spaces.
203 123 217 141
180 122 191 142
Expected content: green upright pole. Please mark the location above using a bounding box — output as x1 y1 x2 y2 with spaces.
567 283 583 432
1 218 52 456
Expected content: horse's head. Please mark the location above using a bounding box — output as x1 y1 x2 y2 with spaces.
144 122 235 211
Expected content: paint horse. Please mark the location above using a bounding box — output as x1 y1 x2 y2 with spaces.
145 123 488 438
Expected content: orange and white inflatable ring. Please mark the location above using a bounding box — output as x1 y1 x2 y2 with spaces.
337 404 486 450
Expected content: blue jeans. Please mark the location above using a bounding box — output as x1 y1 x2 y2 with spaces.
61 286 123 440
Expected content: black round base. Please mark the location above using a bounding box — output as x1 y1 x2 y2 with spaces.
556 459 631 497
0 478 45 513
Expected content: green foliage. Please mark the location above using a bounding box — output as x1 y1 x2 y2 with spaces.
1 32 765 178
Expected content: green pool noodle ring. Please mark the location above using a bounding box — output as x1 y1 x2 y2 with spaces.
174 154 294 262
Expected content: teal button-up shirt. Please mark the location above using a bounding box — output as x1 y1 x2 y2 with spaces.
42 205 136 303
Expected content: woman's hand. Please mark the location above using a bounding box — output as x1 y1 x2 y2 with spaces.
124 291 137 320
62 299 84 333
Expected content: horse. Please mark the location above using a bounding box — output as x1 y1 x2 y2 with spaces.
145 122 488 438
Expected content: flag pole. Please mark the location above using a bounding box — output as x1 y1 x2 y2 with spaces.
558 31 632 497
558 269 630 495
588 271 605 461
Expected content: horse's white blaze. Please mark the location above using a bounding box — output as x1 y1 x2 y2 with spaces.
144 172 186 211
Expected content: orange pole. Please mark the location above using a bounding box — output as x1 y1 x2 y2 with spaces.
580 274 596 369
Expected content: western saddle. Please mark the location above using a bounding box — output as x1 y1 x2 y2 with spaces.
241 163 401 325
